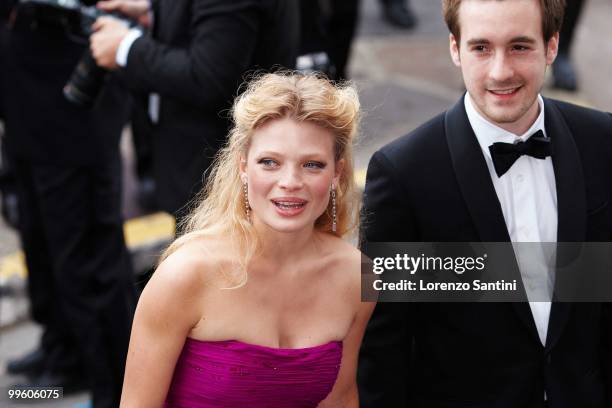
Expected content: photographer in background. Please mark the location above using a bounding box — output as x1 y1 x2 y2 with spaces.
298 0 360 82
2 1 136 406
0 3 18 229
90 0 299 220
380 0 417 29
552 0 586 91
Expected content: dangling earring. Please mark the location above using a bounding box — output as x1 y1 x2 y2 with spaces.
331 184 337 233
243 180 251 223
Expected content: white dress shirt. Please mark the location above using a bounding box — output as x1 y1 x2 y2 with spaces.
116 28 142 67
464 93 557 347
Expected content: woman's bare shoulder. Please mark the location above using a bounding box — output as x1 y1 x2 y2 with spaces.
317 234 362 267
152 236 239 297
314 234 362 288
130 236 244 341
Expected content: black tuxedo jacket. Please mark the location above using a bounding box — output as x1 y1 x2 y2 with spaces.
121 0 298 214
358 97 612 408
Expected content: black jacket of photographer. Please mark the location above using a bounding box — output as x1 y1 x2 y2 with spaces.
3 0 130 165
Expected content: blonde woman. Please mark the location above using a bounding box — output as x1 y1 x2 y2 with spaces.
120 72 374 407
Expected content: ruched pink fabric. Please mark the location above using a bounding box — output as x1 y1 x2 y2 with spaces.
164 338 343 407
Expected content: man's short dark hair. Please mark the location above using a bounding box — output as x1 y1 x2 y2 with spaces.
442 0 566 42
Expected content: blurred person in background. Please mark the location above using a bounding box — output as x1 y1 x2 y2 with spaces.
298 0 360 81
90 0 299 221
0 2 19 229
298 0 334 78
379 0 417 29
1 0 136 406
120 72 374 407
129 91 156 212
552 0 586 91
0 4 6 118
327 0 361 81
297 0 417 82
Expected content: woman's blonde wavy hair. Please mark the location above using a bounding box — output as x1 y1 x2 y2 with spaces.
160 71 361 273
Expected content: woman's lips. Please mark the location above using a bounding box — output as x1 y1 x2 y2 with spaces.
271 198 307 216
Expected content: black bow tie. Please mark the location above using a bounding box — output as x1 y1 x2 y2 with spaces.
488 130 552 177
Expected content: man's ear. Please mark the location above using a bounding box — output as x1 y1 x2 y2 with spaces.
546 32 560 65
449 33 461 67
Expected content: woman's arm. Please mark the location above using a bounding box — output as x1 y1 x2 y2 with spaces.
318 298 376 407
120 251 205 407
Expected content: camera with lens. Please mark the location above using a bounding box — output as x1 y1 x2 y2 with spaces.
18 0 136 108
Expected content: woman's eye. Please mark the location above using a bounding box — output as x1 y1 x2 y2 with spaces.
304 161 326 169
258 158 278 168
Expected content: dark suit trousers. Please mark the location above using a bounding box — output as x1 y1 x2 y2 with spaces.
559 0 586 54
13 156 136 408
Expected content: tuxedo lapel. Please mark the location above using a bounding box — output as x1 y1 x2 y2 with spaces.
444 97 541 344
444 98 510 243
545 99 587 244
544 99 586 352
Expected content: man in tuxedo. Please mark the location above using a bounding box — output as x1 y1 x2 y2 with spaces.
2 1 136 406
358 0 612 407
90 0 298 218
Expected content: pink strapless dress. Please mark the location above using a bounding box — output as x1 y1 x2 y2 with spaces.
163 338 343 407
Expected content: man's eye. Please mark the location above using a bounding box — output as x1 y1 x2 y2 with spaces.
512 45 529 51
304 161 326 169
473 45 488 52
258 158 278 167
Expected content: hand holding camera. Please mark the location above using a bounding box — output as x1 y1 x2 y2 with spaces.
90 16 129 70
14 0 141 106
90 0 150 70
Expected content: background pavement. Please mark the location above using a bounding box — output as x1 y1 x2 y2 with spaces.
1 0 611 406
